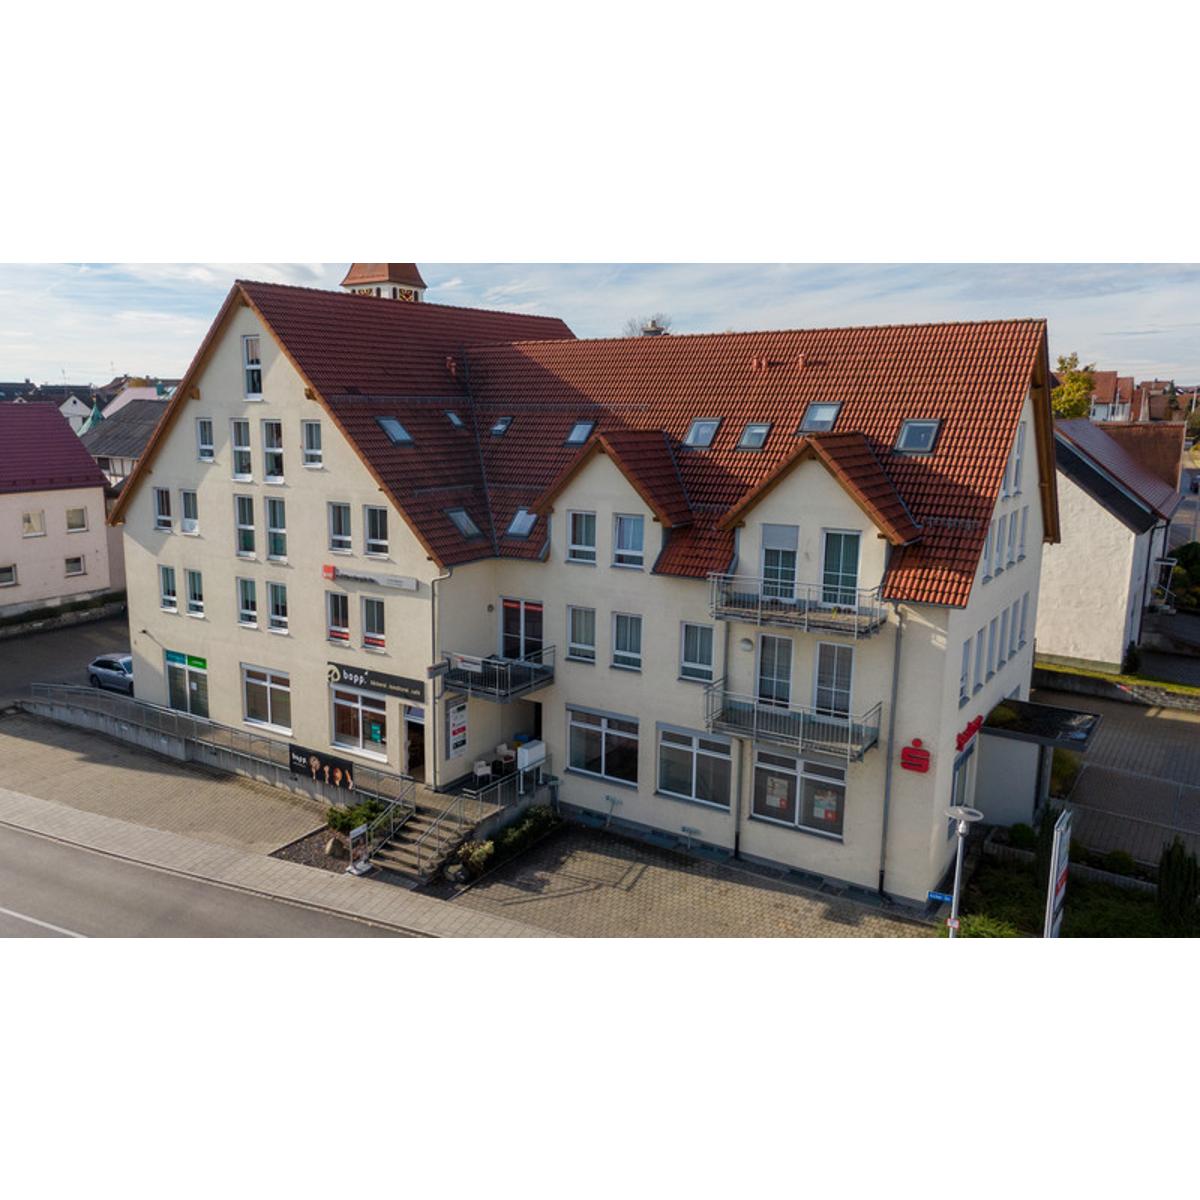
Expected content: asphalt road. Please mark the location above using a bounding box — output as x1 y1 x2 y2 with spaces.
0 824 401 937
0 613 133 706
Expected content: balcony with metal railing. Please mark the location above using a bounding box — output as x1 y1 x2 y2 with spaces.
704 678 883 760
442 645 556 702
707 574 887 637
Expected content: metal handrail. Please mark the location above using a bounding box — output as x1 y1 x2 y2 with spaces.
413 792 467 878
443 645 556 700
703 677 883 760
707 573 886 637
361 790 417 861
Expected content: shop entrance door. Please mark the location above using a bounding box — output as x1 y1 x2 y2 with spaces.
405 705 426 781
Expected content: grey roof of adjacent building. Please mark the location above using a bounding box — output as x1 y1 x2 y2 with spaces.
80 399 169 460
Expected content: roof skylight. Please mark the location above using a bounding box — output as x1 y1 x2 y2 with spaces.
377 417 413 445
684 418 721 448
566 420 595 446
895 419 941 454
446 411 464 429
446 508 482 538
506 508 538 539
490 416 513 436
799 403 841 433
738 422 771 450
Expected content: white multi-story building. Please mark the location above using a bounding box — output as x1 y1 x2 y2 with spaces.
111 272 1062 904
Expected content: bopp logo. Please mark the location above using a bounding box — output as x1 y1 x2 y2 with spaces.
329 663 368 688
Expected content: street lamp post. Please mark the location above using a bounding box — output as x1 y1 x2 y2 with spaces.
944 805 984 939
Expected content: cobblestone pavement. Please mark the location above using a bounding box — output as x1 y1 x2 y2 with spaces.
0 712 323 854
449 825 931 938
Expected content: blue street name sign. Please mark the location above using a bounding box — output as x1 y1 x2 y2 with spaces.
928 891 954 904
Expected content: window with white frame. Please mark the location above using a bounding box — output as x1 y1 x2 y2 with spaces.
998 609 1009 667
237 578 257 625
973 627 985 691
987 617 997 677
613 514 644 568
266 497 287 559
186 569 204 616
1006 511 1018 566
160 566 177 610
567 606 596 662
268 582 288 632
365 506 388 555
327 591 350 641
612 613 643 670
66 507 87 532
982 521 994 579
328 502 351 552
231 419 252 478
235 495 255 555
658 727 731 808
153 489 172 531
22 510 45 537
262 419 284 481
197 417 214 461
762 524 798 599
992 514 1006 575
567 511 596 563
332 687 387 756
302 420 323 467
815 643 853 718
959 639 971 704
1009 599 1020 656
568 707 638 784
1019 592 1030 646
1019 506 1029 558
752 750 846 838
0 564 16 587
64 555 85 576
362 597 386 649
242 665 291 731
1012 422 1026 493
181 490 199 534
680 623 714 682
243 335 262 397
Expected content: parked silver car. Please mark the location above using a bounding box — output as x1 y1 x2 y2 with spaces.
88 653 134 694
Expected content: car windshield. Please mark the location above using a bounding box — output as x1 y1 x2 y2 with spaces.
119 658 132 673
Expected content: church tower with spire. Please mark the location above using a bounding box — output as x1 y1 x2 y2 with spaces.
339 264 427 302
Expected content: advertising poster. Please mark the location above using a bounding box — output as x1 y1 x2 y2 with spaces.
448 701 469 759
289 743 359 792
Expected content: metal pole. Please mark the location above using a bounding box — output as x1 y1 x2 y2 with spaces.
948 819 967 939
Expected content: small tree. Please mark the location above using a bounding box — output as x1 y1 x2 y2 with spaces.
1051 352 1095 418
1157 837 1199 934
621 312 673 338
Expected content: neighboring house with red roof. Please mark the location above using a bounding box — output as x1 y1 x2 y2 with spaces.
0 405 116 617
1038 419 1183 672
109 268 1065 904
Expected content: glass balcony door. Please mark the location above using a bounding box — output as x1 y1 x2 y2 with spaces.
814 643 853 718
501 598 544 661
821 531 860 606
757 635 792 708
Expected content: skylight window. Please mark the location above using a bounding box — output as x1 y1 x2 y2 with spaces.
446 411 464 429
684 418 721 448
566 421 595 446
377 417 413 445
895 419 941 454
490 416 513 436
800 403 841 433
506 508 538 539
447 508 482 538
738 422 772 450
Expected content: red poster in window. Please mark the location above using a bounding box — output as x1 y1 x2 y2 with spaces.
900 738 931 773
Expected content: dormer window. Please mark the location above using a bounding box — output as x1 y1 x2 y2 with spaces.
684 418 720 448
446 411 464 429
738 422 772 450
490 416 513 436
447 508 482 539
800 403 840 433
377 417 413 445
506 508 538 539
895 419 941 454
566 420 594 446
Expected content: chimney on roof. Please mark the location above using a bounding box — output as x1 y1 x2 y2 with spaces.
641 318 668 337
339 264 428 302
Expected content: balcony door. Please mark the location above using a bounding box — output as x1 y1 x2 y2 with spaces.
761 524 799 601
814 643 853 719
822 531 860 606
757 635 792 708
501 598 543 661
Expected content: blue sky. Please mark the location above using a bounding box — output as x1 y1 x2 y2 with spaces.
2 263 1198 386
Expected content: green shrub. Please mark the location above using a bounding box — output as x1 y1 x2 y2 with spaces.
1050 750 1081 798
938 913 1024 938
1102 849 1136 877
1175 542 1200 584
1008 823 1036 851
326 798 386 834
458 840 495 877
1157 837 1200 934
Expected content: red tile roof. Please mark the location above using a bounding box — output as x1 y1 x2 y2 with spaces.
1098 421 1186 491
1057 419 1181 520
340 263 428 290
1090 370 1118 406
0 404 107 495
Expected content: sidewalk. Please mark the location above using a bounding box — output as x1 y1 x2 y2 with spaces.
0 788 552 938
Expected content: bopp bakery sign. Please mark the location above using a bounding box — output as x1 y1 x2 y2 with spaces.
327 661 425 703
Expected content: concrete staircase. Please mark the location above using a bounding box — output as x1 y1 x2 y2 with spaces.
369 790 497 882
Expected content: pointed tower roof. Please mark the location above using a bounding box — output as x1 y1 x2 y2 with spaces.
340 263 427 290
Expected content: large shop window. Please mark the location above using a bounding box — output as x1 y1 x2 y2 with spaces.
657 727 731 808
165 651 209 719
752 750 846 838
242 665 292 731
332 688 388 757
568 707 639 785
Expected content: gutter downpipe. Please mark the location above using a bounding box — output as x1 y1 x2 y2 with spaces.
429 565 453 791
727 530 741 858
877 601 905 897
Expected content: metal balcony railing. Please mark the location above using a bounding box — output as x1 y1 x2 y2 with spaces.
707 574 887 637
704 678 883 760
443 645 556 702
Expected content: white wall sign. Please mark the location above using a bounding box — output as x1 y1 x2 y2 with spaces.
1044 809 1072 938
448 701 469 759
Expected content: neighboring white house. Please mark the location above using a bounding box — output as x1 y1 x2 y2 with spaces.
109 271 1073 905
0 404 115 618
1037 419 1184 672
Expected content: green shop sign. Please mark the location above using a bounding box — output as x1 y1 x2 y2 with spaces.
166 651 208 670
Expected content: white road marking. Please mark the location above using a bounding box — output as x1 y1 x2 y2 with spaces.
0 904 87 938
